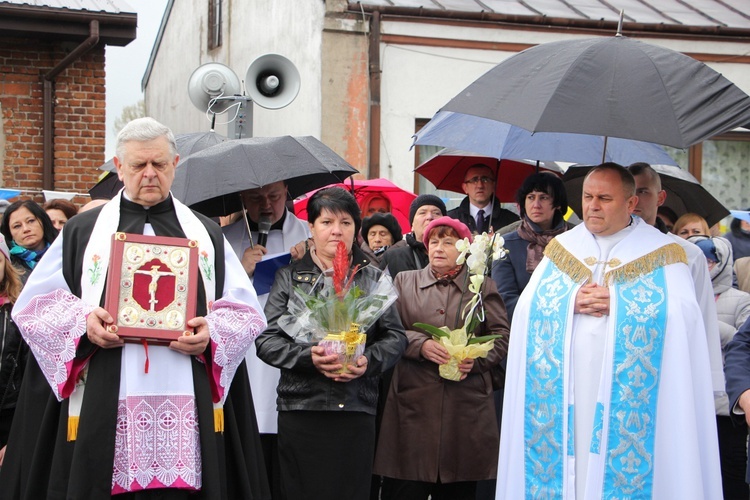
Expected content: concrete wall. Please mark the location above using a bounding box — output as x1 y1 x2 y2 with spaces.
145 0 324 140
321 12 369 175
144 2 750 205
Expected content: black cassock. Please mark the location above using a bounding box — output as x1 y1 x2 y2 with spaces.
0 197 270 500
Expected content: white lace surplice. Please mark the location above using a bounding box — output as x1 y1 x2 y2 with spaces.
13 206 266 494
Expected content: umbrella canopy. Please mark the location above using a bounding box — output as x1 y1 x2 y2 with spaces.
562 164 729 228
414 111 678 166
416 149 564 203
171 136 359 217
90 131 228 198
441 35 750 149
730 210 750 223
293 178 417 234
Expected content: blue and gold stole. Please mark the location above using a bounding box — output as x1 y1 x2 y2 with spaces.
524 238 685 498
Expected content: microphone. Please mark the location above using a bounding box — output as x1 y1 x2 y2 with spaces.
257 216 272 247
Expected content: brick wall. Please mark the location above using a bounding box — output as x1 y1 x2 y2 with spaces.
0 37 106 207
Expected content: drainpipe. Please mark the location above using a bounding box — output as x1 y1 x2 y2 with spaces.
368 11 381 179
42 20 100 191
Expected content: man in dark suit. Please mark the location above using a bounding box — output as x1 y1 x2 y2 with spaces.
447 164 518 234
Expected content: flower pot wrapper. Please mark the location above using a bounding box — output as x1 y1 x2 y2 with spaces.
318 323 367 374
278 243 397 373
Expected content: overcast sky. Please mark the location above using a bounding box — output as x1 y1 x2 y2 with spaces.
104 0 169 159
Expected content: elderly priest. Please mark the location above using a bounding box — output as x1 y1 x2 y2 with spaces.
0 118 270 499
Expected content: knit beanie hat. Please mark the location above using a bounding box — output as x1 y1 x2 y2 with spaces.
361 213 402 245
409 194 447 225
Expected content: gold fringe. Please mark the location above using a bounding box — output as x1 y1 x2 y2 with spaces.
67 416 79 442
544 239 592 283
214 407 224 433
605 243 687 285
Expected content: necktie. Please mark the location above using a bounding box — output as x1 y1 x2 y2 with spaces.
476 209 485 233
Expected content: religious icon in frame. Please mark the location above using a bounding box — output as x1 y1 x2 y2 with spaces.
104 232 199 345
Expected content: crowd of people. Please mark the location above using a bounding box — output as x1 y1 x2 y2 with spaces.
1 117 750 499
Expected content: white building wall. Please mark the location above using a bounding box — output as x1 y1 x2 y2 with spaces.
145 3 750 202
378 20 750 192
145 0 324 139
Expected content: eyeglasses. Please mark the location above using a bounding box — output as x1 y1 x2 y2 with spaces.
464 176 495 185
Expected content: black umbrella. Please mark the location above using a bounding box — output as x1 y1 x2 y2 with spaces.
89 171 123 200
90 131 228 198
441 35 750 149
170 136 359 217
562 164 729 228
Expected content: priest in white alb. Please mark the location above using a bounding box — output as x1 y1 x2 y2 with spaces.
495 163 721 499
0 118 270 499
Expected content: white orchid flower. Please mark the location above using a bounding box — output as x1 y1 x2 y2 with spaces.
469 274 485 294
455 237 471 265
466 253 486 276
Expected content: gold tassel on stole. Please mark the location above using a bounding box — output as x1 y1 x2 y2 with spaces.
214 407 224 433
67 416 79 441
545 240 687 285
544 239 592 283
605 243 687 285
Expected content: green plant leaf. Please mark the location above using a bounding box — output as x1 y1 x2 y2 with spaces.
413 322 450 338
467 334 502 345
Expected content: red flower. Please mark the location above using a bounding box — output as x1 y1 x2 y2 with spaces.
333 241 348 297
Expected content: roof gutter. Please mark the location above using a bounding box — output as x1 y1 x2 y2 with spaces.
42 19 100 191
347 3 750 40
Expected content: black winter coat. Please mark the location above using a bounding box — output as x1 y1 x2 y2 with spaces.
0 302 27 411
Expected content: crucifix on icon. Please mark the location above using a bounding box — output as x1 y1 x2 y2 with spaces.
135 265 175 311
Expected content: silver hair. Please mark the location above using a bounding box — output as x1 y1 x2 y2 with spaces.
115 117 177 160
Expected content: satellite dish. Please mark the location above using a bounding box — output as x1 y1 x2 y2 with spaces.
245 54 300 110
188 62 242 113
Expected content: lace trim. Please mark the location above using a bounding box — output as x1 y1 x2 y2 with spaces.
112 394 201 493
205 299 265 404
13 289 92 399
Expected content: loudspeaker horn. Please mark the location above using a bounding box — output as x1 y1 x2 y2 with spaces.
245 54 300 110
188 62 242 113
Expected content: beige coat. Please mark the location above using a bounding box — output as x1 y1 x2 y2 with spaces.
373 265 510 483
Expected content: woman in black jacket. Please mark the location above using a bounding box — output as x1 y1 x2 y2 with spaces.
256 187 407 500
0 233 27 466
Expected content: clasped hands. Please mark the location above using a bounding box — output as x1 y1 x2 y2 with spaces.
311 345 367 382
575 282 611 317
421 339 474 381
85 307 210 356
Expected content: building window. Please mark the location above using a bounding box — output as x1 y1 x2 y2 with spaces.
208 0 222 50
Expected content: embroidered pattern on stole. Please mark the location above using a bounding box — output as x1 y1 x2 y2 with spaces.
528 241 673 498
603 268 667 497
525 263 575 498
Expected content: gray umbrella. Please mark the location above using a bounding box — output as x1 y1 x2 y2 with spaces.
442 35 750 149
563 164 729 228
170 135 359 217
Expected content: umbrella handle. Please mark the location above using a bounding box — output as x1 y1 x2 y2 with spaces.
241 195 254 249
